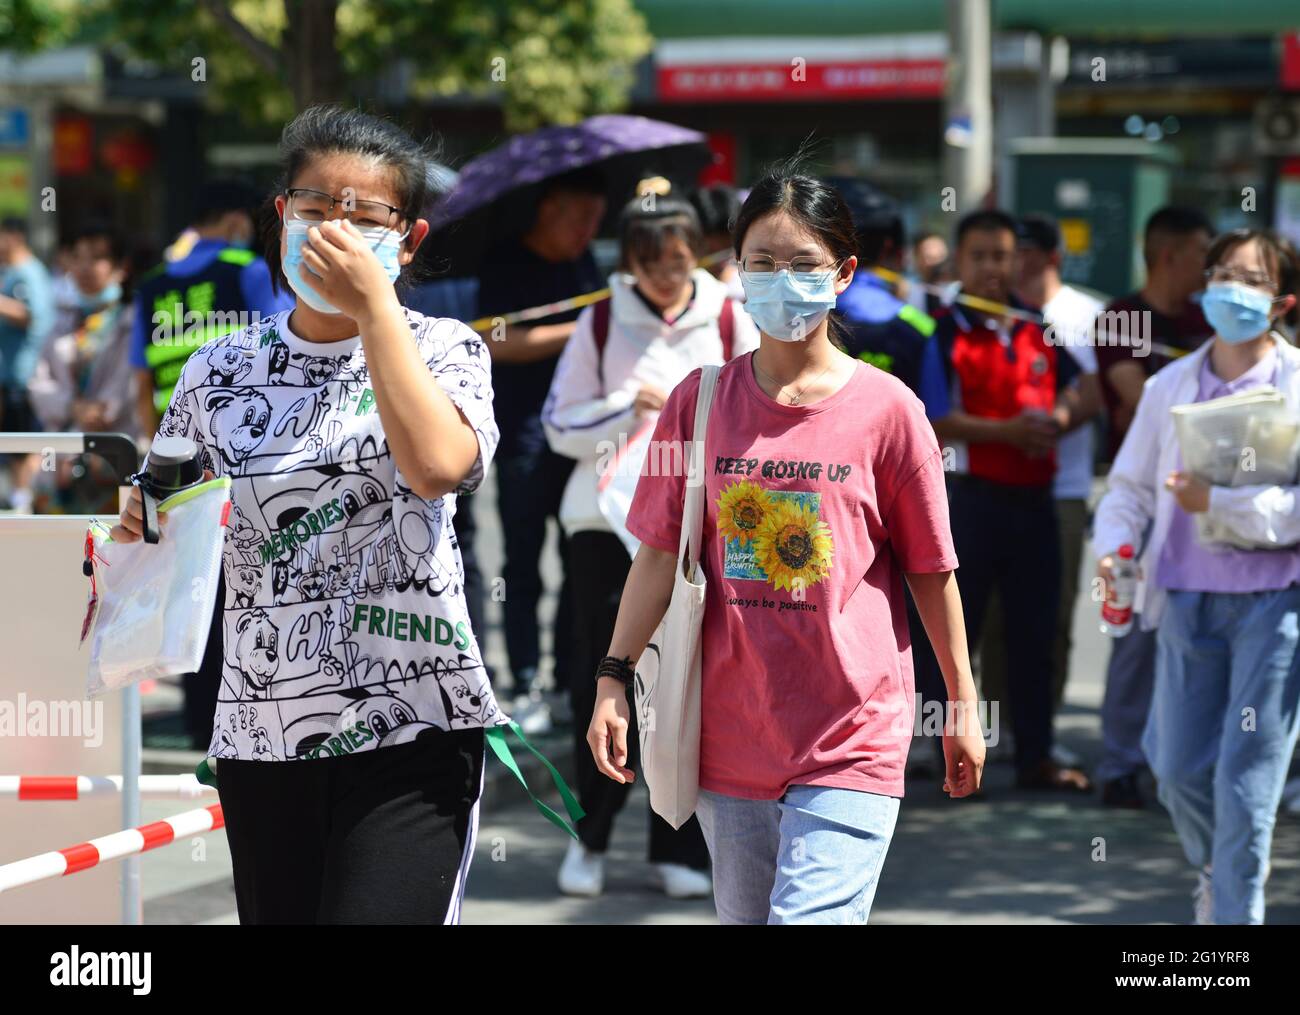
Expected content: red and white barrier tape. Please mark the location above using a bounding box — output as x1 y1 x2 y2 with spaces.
0 804 224 893
0 775 217 800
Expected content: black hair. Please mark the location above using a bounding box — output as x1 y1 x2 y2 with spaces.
540 165 607 200
829 178 904 267
1143 205 1214 267
733 161 858 346
1205 227 1299 301
1016 213 1060 254
955 209 1018 247
195 179 262 226
732 165 857 266
617 195 702 272
0 216 26 237
689 185 742 238
262 105 435 296
70 220 127 263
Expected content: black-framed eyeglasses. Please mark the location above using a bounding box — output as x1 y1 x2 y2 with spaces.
285 188 405 232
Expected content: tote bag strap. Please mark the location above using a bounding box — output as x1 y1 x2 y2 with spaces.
680 365 721 582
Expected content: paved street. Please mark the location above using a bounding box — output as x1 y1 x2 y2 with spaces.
135 474 1300 925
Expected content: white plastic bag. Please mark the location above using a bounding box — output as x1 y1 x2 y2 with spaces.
84 477 231 696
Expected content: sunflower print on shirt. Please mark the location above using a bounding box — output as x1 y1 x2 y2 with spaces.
717 481 833 590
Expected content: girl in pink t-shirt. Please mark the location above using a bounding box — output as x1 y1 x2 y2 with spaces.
586 169 986 925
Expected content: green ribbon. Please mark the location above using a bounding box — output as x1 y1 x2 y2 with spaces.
193 723 586 843
195 757 218 787
485 721 585 840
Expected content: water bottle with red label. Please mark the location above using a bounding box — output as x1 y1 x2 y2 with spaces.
1100 544 1138 637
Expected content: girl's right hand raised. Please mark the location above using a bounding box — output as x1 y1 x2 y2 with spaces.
588 677 636 784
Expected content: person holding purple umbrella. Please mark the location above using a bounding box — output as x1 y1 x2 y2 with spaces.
475 167 607 731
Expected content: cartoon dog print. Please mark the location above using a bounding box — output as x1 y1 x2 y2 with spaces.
234 608 280 696
434 654 495 729
206 345 254 387
205 387 271 474
228 504 264 562
302 355 342 387
227 559 263 609
157 402 194 440
249 726 279 761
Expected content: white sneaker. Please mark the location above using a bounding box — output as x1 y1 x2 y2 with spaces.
1193 865 1213 925
511 692 553 736
557 839 604 897
1282 776 1300 815
1051 743 1083 768
656 862 712 899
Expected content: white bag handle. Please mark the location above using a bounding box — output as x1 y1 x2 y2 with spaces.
679 365 720 583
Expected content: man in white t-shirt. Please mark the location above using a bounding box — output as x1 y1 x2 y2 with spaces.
1016 215 1103 712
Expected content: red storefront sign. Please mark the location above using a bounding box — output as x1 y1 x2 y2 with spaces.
53 116 93 175
1284 32 1300 91
657 59 946 102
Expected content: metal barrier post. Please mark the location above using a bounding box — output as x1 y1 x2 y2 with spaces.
0 431 141 924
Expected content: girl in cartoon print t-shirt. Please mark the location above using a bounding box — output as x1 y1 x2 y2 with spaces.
110 106 504 926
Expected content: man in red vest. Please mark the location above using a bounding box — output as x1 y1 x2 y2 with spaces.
932 209 1091 793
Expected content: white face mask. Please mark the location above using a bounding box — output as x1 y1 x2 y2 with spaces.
282 220 407 315
739 267 839 341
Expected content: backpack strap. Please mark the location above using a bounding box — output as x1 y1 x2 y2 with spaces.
719 297 736 360
591 296 612 390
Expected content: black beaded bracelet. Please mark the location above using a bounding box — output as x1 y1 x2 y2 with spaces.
596 655 636 687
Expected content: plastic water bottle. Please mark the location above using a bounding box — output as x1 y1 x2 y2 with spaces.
1100 544 1137 637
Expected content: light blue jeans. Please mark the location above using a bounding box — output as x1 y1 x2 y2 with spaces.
1144 587 1300 924
694 784 900 924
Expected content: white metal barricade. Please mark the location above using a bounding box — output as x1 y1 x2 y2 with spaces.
0 431 144 924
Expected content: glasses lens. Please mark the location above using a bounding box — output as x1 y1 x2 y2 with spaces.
350 201 398 230
289 190 330 221
742 255 777 274
790 258 825 273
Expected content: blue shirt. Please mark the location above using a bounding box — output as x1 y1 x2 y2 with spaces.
128 240 291 369
0 254 55 388
837 271 949 419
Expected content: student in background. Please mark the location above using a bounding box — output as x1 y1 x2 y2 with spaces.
0 216 55 510
690 184 744 300
475 168 606 729
1094 206 1215 809
27 223 137 513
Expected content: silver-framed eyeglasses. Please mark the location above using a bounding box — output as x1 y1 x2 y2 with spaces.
739 255 841 284
1204 266 1276 292
285 188 407 234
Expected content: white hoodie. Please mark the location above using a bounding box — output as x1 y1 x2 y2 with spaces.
543 267 759 542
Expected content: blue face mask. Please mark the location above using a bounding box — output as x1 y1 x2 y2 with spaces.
283 219 406 316
739 267 840 342
1201 281 1276 344
79 282 122 312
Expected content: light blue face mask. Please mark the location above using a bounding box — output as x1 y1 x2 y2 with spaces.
79 282 122 312
283 219 407 315
1201 281 1276 344
739 266 839 341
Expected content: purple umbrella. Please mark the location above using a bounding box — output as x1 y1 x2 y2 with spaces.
425 115 711 274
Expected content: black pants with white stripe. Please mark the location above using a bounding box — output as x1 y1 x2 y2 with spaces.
218 728 484 924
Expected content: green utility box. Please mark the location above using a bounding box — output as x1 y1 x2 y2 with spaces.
1010 139 1180 299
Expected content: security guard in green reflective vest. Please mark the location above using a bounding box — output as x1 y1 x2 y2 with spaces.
130 180 292 437
129 180 292 750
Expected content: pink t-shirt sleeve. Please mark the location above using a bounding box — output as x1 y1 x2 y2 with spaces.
883 399 959 574
625 368 702 554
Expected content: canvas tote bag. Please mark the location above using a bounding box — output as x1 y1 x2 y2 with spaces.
634 364 719 829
